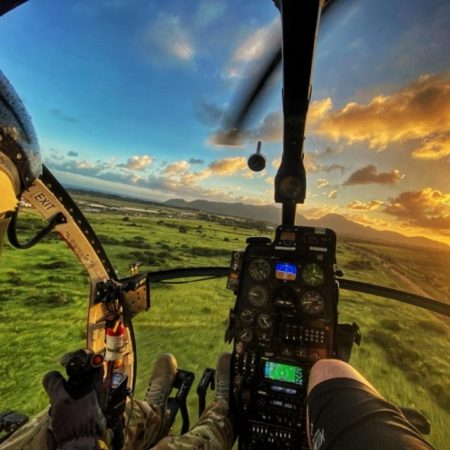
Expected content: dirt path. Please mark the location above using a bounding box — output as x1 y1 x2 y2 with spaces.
369 252 431 298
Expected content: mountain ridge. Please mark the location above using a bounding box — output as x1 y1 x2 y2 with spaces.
165 198 450 251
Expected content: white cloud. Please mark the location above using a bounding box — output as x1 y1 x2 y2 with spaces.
122 155 153 171
142 13 195 66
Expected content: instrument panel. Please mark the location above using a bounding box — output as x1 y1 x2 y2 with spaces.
227 226 338 449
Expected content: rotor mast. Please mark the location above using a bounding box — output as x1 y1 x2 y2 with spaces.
275 0 322 227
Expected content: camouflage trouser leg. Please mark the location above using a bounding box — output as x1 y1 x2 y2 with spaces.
0 408 50 450
152 400 233 450
123 397 161 450
0 399 161 450
0 400 232 450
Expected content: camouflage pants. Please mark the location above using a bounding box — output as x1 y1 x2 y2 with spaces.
0 399 233 450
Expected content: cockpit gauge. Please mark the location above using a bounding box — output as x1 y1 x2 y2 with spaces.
240 309 255 324
257 313 273 329
238 328 254 343
301 263 324 287
248 258 271 281
248 285 269 307
273 287 296 308
300 291 325 315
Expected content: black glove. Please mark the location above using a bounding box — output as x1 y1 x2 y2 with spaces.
43 370 108 450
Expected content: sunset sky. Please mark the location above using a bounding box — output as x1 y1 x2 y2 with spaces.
1 0 450 245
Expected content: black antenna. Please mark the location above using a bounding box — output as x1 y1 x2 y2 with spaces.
275 0 322 227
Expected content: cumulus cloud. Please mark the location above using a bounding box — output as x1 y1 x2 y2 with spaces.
347 200 384 211
67 151 79 157
316 72 450 160
382 187 450 229
46 158 112 178
208 156 247 175
307 98 333 125
162 160 190 176
343 164 404 186
120 155 153 171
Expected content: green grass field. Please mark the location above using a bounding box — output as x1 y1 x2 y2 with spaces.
1 194 449 447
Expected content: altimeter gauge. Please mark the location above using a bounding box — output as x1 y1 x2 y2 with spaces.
302 263 324 287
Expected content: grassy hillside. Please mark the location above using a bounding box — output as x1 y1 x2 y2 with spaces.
0 198 449 447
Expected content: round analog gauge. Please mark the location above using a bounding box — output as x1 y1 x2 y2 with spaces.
248 258 271 281
257 313 273 329
273 287 296 308
302 263 325 287
240 309 254 324
300 291 325 315
238 328 254 343
248 285 269 307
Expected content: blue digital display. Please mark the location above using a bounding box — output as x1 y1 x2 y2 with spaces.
275 262 297 281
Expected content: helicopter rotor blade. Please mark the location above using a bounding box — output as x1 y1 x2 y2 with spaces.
0 0 29 16
146 267 450 317
220 0 338 145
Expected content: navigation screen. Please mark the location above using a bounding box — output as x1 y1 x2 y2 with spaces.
264 361 304 386
275 262 297 281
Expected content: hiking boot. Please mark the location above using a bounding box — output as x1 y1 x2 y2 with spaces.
215 353 231 403
144 353 177 413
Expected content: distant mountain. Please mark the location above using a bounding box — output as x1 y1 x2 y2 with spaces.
165 199 450 251
166 198 283 224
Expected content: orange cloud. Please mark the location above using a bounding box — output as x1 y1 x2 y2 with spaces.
316 72 450 160
208 156 247 175
347 200 384 211
383 187 450 229
307 97 333 125
343 164 404 186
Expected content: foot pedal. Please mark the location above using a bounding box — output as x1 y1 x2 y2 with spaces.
197 368 215 417
0 411 28 444
166 370 195 434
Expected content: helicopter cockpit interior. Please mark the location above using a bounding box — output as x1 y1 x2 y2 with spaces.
1 0 449 449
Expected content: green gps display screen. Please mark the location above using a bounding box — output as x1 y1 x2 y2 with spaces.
263 361 304 385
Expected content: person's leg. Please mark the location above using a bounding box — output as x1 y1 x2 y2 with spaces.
308 358 378 396
0 408 50 450
306 359 433 450
123 353 177 450
152 353 234 450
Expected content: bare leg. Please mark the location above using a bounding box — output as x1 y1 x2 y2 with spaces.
307 359 379 396
305 359 432 450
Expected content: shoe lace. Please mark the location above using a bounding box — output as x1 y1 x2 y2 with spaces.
146 378 170 407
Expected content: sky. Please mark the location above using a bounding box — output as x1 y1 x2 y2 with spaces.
1 0 450 245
